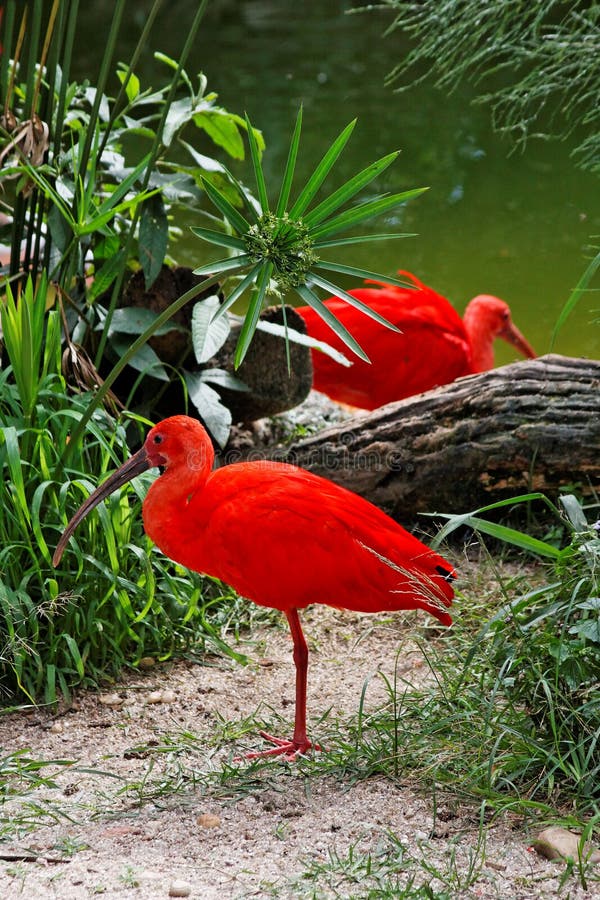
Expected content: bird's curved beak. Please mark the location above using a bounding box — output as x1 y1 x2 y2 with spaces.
500 321 536 359
52 446 152 567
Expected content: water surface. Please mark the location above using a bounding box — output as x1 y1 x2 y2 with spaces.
79 0 600 363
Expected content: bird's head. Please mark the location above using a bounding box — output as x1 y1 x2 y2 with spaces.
464 295 536 371
52 416 213 567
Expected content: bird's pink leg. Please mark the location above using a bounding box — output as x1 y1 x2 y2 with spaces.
239 608 323 761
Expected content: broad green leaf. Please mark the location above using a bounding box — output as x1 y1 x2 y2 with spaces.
95 153 153 216
116 66 140 102
310 187 428 240
139 193 168 288
178 139 227 173
303 151 400 228
88 249 127 302
200 176 251 235
162 96 195 147
185 373 232 448
559 494 589 532
191 296 231 363
295 283 369 362
194 109 245 159
100 307 186 337
289 119 357 218
200 368 250 391
109 335 170 381
47 203 73 253
276 106 303 216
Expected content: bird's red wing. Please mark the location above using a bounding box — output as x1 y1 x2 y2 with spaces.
301 288 471 408
182 463 453 624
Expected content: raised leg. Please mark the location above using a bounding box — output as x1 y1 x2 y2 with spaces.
239 608 323 761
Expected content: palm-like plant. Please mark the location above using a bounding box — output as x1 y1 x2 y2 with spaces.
191 108 426 365
62 108 425 457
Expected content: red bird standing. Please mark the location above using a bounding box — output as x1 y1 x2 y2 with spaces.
53 416 455 760
298 271 536 410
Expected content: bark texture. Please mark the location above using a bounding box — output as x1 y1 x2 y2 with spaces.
239 355 600 521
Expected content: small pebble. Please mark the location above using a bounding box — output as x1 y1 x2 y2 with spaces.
138 656 156 669
197 813 221 829
147 691 163 705
50 721 64 733
168 880 191 897
99 693 125 707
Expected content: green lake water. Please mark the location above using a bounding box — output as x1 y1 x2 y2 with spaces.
80 0 600 364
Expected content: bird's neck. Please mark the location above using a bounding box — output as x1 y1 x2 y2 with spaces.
463 302 494 372
142 441 214 561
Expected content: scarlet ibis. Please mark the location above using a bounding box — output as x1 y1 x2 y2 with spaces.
53 415 455 760
298 271 536 410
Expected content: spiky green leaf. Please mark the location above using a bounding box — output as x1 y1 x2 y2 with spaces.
234 262 273 367
295 284 369 362
200 176 251 235
310 187 428 240
245 113 268 212
303 152 400 228
189 226 246 250
309 272 400 332
289 119 357 218
276 106 303 216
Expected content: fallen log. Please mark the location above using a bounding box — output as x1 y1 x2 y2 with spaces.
229 355 600 522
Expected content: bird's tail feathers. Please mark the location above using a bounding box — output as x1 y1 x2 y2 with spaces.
357 540 453 626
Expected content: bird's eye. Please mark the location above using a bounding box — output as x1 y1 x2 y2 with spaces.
502 310 510 320
153 434 163 445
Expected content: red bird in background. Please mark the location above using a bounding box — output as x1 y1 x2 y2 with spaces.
53 416 455 761
298 271 536 410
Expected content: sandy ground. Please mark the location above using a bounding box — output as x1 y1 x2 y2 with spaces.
1 600 598 900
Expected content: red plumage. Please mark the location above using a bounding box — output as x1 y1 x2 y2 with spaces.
298 271 536 410
54 415 455 759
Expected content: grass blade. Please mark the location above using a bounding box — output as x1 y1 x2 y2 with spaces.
288 119 357 218
303 151 400 228
276 106 303 216
550 248 600 350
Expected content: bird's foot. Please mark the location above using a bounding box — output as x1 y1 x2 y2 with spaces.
235 730 324 762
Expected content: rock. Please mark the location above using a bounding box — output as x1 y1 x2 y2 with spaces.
533 826 600 862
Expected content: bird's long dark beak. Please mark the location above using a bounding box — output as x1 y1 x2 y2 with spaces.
52 446 152 567
500 321 536 359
